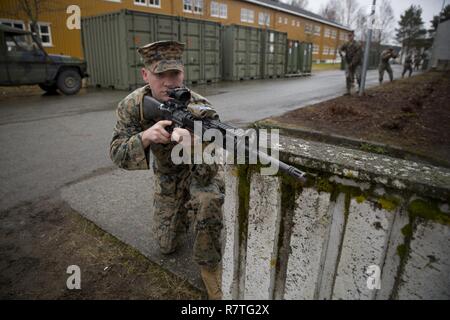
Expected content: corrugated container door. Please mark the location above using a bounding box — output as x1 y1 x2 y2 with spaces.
180 19 201 84
154 15 179 42
202 22 221 83
126 11 155 90
81 11 129 90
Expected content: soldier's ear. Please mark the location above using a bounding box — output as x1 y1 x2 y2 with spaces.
141 68 149 82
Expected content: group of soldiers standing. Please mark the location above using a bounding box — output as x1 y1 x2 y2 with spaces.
338 31 424 95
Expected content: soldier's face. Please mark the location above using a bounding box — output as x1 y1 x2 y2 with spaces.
142 68 184 102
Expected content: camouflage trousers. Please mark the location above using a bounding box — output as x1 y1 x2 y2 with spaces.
151 142 225 268
402 64 413 78
345 63 361 91
379 62 393 83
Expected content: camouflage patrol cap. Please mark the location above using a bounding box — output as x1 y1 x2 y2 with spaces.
137 40 185 73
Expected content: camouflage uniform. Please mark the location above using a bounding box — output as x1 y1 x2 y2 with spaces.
402 54 413 78
109 42 224 270
339 39 363 94
378 49 397 83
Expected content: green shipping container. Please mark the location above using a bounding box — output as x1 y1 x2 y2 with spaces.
302 43 313 74
286 40 312 75
81 9 221 90
261 30 287 78
221 25 263 81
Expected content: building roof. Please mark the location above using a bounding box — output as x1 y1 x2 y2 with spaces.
242 0 353 31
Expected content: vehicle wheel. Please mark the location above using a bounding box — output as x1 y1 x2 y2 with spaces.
56 69 82 95
38 83 58 93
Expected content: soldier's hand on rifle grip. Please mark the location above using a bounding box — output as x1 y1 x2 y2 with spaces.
141 120 172 147
171 127 194 146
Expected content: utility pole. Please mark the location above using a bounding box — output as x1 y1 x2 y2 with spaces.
359 0 377 96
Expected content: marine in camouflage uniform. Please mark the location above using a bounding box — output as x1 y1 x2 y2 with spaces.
378 48 397 84
339 31 363 95
109 41 224 299
402 53 413 78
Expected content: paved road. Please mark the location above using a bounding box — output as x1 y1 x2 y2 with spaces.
0 65 411 288
0 65 407 211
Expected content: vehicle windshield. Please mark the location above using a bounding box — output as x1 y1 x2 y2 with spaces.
5 33 40 53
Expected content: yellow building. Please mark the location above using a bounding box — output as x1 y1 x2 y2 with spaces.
0 0 351 61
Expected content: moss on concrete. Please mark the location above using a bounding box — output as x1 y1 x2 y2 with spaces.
408 199 450 225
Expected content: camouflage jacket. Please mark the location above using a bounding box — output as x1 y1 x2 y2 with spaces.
109 85 213 170
339 40 363 67
380 50 397 64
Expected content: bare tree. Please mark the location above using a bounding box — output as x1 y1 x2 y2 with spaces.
319 0 340 22
374 0 395 44
318 0 361 28
290 0 309 10
341 0 360 28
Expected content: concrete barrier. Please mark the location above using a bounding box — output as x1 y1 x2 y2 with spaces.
221 135 450 300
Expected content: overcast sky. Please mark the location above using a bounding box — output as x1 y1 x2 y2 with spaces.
281 0 446 30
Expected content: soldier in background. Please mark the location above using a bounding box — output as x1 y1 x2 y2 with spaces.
402 53 413 78
378 48 398 84
339 31 363 96
414 54 422 71
110 41 224 300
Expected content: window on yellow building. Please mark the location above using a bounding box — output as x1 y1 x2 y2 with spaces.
194 0 203 14
314 25 321 36
241 8 254 23
313 44 319 54
278 16 282 24
134 0 159 6
258 13 270 26
296 21 300 27
211 1 219 17
1 19 25 30
27 22 53 47
305 23 312 34
183 0 192 11
291 19 295 26
219 4 227 18
284 17 288 24
331 30 337 39
324 28 330 38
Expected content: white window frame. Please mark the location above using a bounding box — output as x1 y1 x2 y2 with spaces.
0 19 25 30
296 21 300 27
314 25 321 36
28 21 53 47
211 1 219 17
134 0 159 7
219 3 227 19
193 0 203 14
284 17 288 24
183 0 193 12
331 30 337 39
291 19 295 26
313 44 319 54
324 28 330 38
258 12 270 26
305 23 312 34
241 8 254 23
278 16 282 24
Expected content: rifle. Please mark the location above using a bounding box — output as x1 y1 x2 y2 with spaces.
142 88 307 183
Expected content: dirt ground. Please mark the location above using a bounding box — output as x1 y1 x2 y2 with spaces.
271 71 450 167
0 197 203 300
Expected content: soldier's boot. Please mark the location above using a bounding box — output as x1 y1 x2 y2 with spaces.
200 265 222 300
157 230 178 255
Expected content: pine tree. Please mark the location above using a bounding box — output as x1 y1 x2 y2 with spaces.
395 5 427 51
